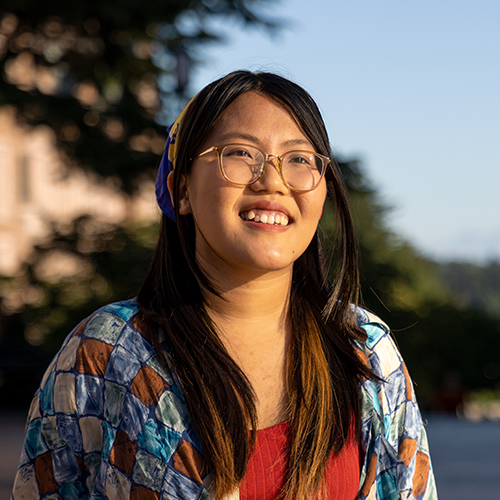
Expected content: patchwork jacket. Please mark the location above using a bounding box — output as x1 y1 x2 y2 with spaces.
12 300 437 500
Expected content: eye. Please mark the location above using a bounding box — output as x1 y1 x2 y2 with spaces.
235 149 252 158
224 145 255 159
288 152 313 166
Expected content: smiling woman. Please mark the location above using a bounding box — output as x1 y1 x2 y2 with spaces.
12 72 437 500
174 92 327 277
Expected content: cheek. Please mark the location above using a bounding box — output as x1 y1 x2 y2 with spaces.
187 182 233 229
304 185 327 221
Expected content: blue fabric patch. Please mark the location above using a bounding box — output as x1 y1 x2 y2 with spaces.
362 324 386 350
120 392 149 442
76 374 105 417
355 307 370 326
52 446 81 484
24 418 48 460
90 462 109 498
105 345 141 386
400 402 421 440
83 313 126 345
102 300 138 322
60 481 89 499
132 449 167 491
138 419 181 462
384 415 392 441
368 350 383 378
160 464 203 499
57 414 83 453
384 368 405 415
116 324 154 364
376 468 400 500
104 380 127 428
39 371 55 416
101 421 117 461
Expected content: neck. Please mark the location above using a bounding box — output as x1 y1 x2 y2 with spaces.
203 266 294 428
204 266 293 341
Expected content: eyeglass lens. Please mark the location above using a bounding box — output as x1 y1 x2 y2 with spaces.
220 145 325 191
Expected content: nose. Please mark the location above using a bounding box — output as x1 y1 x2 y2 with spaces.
250 156 288 193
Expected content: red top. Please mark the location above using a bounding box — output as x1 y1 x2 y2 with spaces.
239 420 360 500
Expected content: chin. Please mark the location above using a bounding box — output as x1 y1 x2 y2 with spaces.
240 253 298 274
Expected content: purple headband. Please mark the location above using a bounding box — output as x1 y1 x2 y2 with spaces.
155 95 197 221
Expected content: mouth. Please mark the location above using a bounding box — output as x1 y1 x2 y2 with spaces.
240 209 289 226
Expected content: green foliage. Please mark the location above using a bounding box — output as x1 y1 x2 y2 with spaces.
325 159 449 314
0 0 279 332
15 216 158 353
321 159 500 409
0 3 281 397
0 0 278 191
432 260 500 319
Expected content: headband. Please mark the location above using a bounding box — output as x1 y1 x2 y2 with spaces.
155 95 198 221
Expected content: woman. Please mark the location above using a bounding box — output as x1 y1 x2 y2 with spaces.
12 71 437 500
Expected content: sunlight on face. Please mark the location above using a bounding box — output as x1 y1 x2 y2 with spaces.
181 92 327 281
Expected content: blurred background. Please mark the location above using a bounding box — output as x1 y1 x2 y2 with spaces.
0 0 499 498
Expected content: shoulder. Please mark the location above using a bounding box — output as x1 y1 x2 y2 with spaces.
72 299 142 343
354 306 390 337
353 307 419 424
30 298 188 448
68 298 163 376
50 299 156 378
353 306 419 432
35 299 175 418
352 306 404 381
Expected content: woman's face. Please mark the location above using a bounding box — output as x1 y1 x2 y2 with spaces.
176 92 327 279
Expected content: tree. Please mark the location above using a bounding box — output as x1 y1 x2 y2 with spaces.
432 260 500 319
322 159 449 316
0 0 278 190
0 0 280 408
321 159 500 409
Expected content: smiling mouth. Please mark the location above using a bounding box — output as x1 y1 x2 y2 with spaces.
240 209 289 226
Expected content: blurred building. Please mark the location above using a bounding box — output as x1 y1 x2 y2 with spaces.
0 106 159 277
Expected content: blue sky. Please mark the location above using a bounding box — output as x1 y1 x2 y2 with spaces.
188 0 500 263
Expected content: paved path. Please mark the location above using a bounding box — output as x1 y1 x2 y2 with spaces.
0 411 26 500
425 414 500 499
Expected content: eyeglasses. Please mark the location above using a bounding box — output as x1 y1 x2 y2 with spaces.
194 144 331 192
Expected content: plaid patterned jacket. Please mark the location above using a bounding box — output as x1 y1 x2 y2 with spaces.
12 300 437 500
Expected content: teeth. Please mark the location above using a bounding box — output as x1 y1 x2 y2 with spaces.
241 210 289 226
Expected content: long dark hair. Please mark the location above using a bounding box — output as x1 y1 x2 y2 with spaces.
137 71 372 499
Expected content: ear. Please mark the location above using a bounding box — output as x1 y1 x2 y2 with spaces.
167 170 191 215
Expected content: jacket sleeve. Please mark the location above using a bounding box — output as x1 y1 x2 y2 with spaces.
356 317 438 500
11 302 210 500
11 330 94 500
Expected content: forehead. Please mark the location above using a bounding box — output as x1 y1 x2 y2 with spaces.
202 92 312 149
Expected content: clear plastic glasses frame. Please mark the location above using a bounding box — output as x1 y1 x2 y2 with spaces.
194 143 331 192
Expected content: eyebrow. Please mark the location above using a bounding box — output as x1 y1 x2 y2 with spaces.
214 132 313 149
